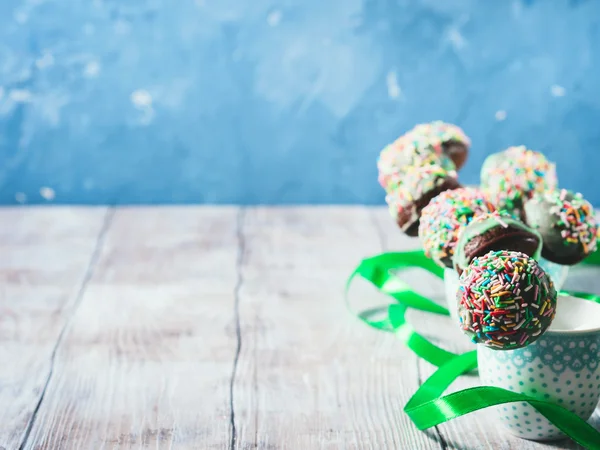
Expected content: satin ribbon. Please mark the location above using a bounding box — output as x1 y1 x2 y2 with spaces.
404 351 600 450
582 249 600 266
347 250 448 316
346 250 600 448
345 250 457 367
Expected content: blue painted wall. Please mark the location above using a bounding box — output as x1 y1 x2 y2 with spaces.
0 0 599 205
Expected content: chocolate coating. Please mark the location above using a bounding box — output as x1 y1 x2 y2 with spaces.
457 250 557 350
398 177 462 237
453 212 542 274
480 146 557 217
523 190 598 265
442 140 468 170
463 226 538 265
459 225 540 274
411 121 471 171
419 188 497 268
377 135 457 192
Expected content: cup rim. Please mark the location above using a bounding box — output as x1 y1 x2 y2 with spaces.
444 270 600 336
545 293 600 336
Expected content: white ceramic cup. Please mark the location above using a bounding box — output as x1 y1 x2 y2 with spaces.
444 258 569 321
477 294 600 441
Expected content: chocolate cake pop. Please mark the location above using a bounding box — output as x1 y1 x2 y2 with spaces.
524 189 598 265
419 187 496 268
386 164 460 237
453 211 542 273
378 133 456 191
457 250 557 350
411 121 470 170
481 146 557 217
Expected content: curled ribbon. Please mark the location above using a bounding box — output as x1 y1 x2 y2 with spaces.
348 250 448 316
346 250 600 449
404 351 600 449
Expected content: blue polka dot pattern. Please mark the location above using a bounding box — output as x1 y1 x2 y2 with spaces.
477 328 600 441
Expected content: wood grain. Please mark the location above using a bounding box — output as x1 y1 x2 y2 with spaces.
232 207 441 449
21 207 240 449
3 206 598 449
0 207 108 450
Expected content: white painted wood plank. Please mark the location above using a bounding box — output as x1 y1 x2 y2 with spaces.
233 207 441 449
22 207 240 450
6 205 594 449
0 206 108 450
371 207 592 450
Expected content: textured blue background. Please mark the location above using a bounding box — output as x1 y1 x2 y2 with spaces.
0 0 598 205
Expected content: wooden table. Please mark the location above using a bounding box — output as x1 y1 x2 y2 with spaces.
2 206 598 449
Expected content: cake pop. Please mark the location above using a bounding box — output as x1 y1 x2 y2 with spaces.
453 211 542 273
457 250 557 350
419 187 496 268
411 121 470 170
386 164 460 236
378 133 456 191
481 146 557 217
524 189 598 265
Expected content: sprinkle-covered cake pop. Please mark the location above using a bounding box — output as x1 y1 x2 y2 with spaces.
481 146 558 217
457 250 557 350
419 187 496 268
378 133 456 191
453 211 542 273
524 189 598 265
386 164 461 237
411 121 471 170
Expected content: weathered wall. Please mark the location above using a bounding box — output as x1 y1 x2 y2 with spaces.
0 0 598 205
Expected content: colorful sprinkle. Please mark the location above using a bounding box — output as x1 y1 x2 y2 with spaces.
457 250 557 350
525 189 598 264
480 146 558 215
378 132 456 191
418 187 496 268
452 211 542 272
411 121 471 152
385 164 455 226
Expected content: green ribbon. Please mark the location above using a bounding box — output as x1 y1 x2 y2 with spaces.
346 249 600 448
345 250 457 367
582 249 600 266
404 351 600 449
347 250 448 316
353 303 460 368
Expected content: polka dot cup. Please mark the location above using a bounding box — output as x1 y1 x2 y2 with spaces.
477 294 600 441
